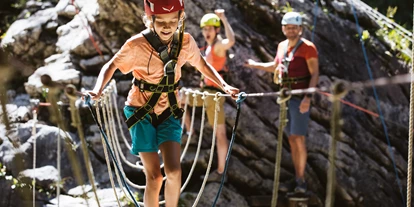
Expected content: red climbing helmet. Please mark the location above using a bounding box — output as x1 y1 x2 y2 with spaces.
144 0 184 16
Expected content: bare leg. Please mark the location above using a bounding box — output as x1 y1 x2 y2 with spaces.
139 152 163 207
215 124 229 173
160 141 182 207
289 135 307 179
181 94 193 135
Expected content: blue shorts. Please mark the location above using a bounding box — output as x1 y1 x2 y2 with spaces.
286 96 310 136
124 106 182 154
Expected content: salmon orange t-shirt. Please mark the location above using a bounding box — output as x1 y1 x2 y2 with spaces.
203 45 227 88
112 32 204 115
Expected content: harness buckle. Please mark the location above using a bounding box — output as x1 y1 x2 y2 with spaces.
155 85 163 93
143 104 152 111
164 59 177 76
139 82 145 92
168 85 175 92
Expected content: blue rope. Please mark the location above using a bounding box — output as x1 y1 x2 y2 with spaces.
311 0 319 42
350 2 405 206
84 95 140 207
212 92 246 207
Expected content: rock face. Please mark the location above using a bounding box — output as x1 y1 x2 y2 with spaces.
0 0 411 206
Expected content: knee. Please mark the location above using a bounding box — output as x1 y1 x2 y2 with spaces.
165 166 182 181
289 135 305 146
145 172 163 188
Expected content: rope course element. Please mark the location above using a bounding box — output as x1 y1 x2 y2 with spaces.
351 1 406 205
212 92 247 206
325 82 348 207
95 103 122 206
192 92 221 207
271 88 291 207
85 94 140 207
32 108 37 207
406 3 414 206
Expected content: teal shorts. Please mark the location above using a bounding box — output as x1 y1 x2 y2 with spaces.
124 106 182 154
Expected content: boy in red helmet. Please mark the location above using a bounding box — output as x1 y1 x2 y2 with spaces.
87 0 239 206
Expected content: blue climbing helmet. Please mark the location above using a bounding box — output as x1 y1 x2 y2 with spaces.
281 12 302 25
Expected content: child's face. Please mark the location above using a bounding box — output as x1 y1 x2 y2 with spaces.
152 11 180 43
202 26 218 42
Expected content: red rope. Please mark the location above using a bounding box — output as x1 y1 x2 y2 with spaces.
318 91 379 118
70 0 103 57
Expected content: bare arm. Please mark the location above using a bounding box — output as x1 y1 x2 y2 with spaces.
299 57 319 113
306 57 319 89
89 60 118 100
197 55 239 97
244 59 277 73
215 10 235 51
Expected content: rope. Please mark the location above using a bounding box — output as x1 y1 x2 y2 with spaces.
106 87 143 170
311 0 319 42
271 89 291 207
71 95 101 207
324 83 347 207
212 92 247 206
407 4 414 206
180 90 190 136
32 109 37 207
181 93 208 191
351 1 405 205
85 95 140 207
181 92 199 161
95 102 122 206
56 125 61 206
192 92 221 207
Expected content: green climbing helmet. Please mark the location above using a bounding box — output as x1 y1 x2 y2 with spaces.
200 13 221 28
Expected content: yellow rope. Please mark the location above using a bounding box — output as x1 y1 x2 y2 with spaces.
325 83 347 207
67 89 101 207
407 6 414 206
271 89 291 207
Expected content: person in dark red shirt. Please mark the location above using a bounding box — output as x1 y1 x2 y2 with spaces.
245 11 319 193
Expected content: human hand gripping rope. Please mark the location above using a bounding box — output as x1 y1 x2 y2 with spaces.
83 94 140 207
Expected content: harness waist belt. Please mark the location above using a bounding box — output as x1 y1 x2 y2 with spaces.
281 75 311 84
133 78 180 92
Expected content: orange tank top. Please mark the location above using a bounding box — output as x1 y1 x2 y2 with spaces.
203 44 226 89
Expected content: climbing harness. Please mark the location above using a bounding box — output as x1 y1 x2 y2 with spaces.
125 26 185 129
274 39 310 88
271 88 292 207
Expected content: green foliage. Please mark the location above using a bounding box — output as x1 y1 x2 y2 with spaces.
280 2 293 13
121 192 141 206
374 6 411 62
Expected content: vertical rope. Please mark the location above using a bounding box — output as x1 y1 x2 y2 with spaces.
407 4 414 206
32 109 37 207
192 92 220 207
95 100 122 206
271 90 291 207
350 1 405 204
56 125 61 206
72 95 101 207
325 83 346 207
